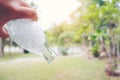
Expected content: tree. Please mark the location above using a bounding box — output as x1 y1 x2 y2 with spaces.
0 38 5 57
47 0 120 57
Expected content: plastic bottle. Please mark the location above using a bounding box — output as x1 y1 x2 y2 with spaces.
4 19 55 63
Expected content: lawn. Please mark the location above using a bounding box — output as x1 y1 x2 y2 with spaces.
0 55 118 80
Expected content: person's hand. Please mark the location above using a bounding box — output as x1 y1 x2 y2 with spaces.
0 0 38 38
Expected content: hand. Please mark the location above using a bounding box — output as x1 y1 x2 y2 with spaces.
0 0 38 38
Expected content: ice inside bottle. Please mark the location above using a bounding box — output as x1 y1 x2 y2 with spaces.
5 19 55 63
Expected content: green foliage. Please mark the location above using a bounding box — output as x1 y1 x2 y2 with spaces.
90 44 99 57
46 22 75 46
46 0 120 49
92 0 105 5
59 47 69 56
58 31 74 46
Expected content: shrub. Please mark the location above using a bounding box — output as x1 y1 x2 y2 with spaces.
59 47 69 56
90 45 99 57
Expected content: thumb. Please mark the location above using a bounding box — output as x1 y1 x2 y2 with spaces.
0 27 9 39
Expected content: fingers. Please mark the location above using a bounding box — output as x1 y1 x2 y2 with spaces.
19 0 31 7
9 0 38 21
19 0 38 21
17 0 38 21
16 6 38 21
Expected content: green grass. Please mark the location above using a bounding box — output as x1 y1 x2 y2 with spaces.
0 53 39 61
0 56 118 80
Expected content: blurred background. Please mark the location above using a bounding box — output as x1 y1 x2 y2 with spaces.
0 0 120 80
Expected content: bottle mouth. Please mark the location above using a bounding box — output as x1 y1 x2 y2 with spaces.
43 53 55 63
43 41 56 63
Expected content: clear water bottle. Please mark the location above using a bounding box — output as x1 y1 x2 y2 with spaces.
5 19 55 63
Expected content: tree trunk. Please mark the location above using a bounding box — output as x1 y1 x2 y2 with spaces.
0 38 5 57
109 37 113 58
99 36 108 58
9 39 13 58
